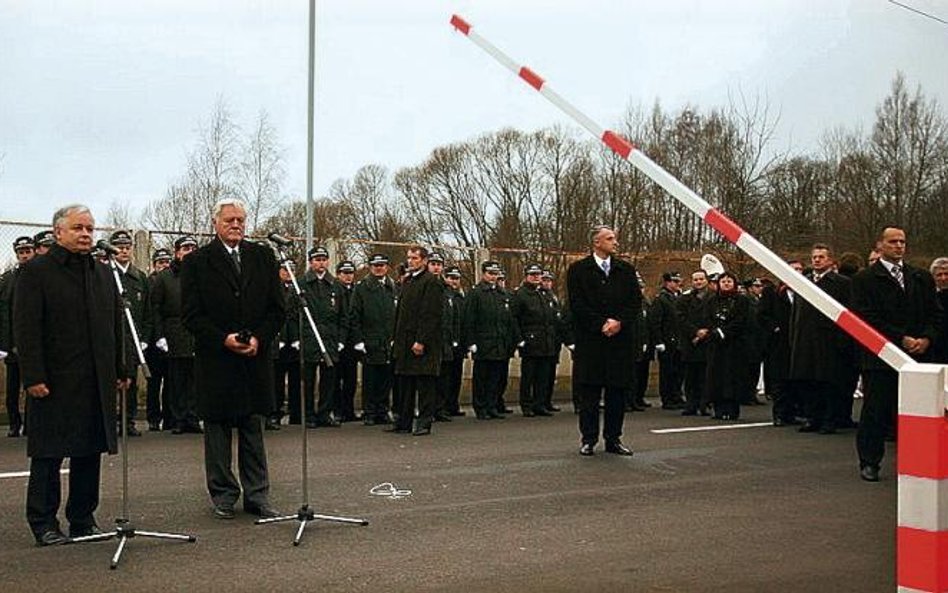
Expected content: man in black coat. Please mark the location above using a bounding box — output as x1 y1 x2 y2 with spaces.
678 270 712 416
852 227 942 481
649 271 684 409
351 253 398 425
391 246 443 435
333 260 359 422
787 244 854 434
181 199 285 519
513 263 559 417
0 235 36 437
540 270 566 413
144 248 172 431
14 205 126 545
271 261 301 427
759 261 803 426
152 236 201 434
567 226 641 456
437 265 466 418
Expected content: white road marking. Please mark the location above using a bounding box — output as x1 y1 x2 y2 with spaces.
651 422 773 434
0 469 69 479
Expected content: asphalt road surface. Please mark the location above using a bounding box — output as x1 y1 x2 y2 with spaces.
0 400 895 592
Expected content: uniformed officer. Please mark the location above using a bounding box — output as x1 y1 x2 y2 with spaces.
438 265 466 418
463 261 520 420
0 236 37 436
650 271 685 410
144 248 173 431
32 230 54 256
513 263 559 417
270 260 300 427
333 260 359 422
109 230 151 437
300 246 347 428
494 268 515 414
151 235 202 434
350 253 398 425
539 270 565 413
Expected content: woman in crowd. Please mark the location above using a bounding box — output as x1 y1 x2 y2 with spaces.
704 272 749 421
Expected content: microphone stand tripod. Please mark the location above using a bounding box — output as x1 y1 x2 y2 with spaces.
256 241 367 545
69 251 196 568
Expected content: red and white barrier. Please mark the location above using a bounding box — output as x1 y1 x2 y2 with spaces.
450 14 947 591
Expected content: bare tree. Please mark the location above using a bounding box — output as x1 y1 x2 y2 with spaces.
104 199 135 230
239 110 285 232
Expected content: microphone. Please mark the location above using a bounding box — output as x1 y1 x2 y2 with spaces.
95 240 119 255
267 233 294 247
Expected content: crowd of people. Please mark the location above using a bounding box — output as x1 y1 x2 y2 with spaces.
0 201 945 544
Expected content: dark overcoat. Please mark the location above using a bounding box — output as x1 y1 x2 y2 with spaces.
299 271 348 364
350 275 398 365
440 285 464 361
513 283 559 358
851 261 943 370
648 288 681 350
758 284 793 383
462 281 520 361
935 290 948 364
677 289 711 363
566 255 642 388
787 271 854 386
118 263 152 366
150 260 194 359
0 267 22 359
703 291 749 404
393 269 443 376
181 237 285 423
13 244 123 458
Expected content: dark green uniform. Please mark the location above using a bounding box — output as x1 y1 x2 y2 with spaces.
436 283 465 418
463 281 519 418
513 283 559 415
151 260 199 431
300 270 348 426
117 263 151 431
350 274 398 423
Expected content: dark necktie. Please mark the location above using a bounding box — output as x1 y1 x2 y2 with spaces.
230 249 241 274
892 264 904 289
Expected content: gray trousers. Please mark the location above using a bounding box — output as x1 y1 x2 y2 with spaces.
203 415 270 509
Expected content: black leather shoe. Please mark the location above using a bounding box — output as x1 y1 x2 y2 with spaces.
681 409 698 416
6 426 21 437
264 418 280 431
213 505 236 519
533 408 553 417
630 402 647 412
183 423 204 434
449 410 466 417
69 523 104 538
412 423 432 436
433 412 452 422
385 425 411 434
772 418 785 427
522 409 536 417
363 416 377 426
35 528 68 547
245 504 281 519
860 466 880 482
579 443 595 456
605 441 634 456
487 410 506 419
475 412 490 420
148 421 162 432
171 426 185 434
798 422 819 433
547 405 562 412
818 426 837 435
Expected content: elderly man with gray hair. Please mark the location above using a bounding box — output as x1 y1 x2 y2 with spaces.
931 256 948 363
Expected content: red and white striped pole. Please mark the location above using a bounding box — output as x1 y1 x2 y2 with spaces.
450 14 947 592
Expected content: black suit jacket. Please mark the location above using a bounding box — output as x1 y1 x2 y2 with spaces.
393 269 443 376
181 237 285 422
566 255 642 388
851 260 942 371
787 270 854 385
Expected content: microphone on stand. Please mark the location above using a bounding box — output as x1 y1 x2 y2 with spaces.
267 233 294 247
96 240 120 255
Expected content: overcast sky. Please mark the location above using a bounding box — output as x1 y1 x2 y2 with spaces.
1 0 947 227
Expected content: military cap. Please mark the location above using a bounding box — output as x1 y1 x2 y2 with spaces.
428 252 445 264
152 248 173 262
368 253 389 265
481 260 501 274
662 271 682 282
541 270 555 281
173 235 198 250
33 230 55 246
13 236 35 251
307 246 330 260
109 230 133 245
524 263 542 275
336 260 356 274
444 265 462 278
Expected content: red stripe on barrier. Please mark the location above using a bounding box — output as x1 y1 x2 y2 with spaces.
601 130 633 159
897 526 948 591
518 66 544 90
704 208 744 244
450 14 471 35
898 415 948 479
836 310 888 355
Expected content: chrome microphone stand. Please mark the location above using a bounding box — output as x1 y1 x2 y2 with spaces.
257 237 367 546
69 246 196 568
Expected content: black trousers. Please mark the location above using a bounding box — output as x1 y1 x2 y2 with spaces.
361 363 393 420
167 357 199 428
437 356 464 414
5 360 23 431
519 357 554 412
657 349 684 405
334 349 358 419
543 356 559 410
857 369 898 469
26 454 101 536
629 358 651 406
575 383 626 445
496 358 511 411
203 415 269 509
771 380 800 422
395 375 436 430
302 361 336 423
799 380 837 429
273 354 301 422
682 360 708 412
144 349 167 426
472 359 507 415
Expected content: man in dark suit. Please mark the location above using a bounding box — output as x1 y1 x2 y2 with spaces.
181 199 285 519
391 246 443 436
787 244 854 434
851 226 943 482
567 225 642 456
0 235 36 437
14 204 126 545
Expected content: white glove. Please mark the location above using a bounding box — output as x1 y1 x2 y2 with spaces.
517 341 526 348
566 344 575 352
0 350 7 360
655 343 666 353
452 341 459 348
642 344 648 354
354 342 366 353
716 328 725 340
156 337 169 352
468 344 477 354
279 341 285 349
140 342 149 351
291 340 300 350
338 343 345 352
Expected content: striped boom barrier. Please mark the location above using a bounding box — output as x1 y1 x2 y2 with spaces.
450 14 947 592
